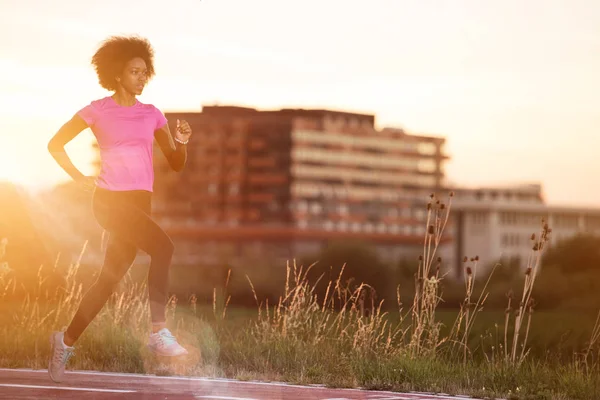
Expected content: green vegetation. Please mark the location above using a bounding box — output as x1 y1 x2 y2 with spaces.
1 193 600 399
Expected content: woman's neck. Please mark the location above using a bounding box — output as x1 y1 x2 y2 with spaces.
111 90 137 107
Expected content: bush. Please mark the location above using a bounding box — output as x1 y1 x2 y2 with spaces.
301 239 395 308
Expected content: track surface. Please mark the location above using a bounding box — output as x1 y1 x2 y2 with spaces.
0 369 486 400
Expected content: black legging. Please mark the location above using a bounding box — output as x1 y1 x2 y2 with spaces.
66 187 174 342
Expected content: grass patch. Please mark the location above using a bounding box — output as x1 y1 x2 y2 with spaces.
1 194 600 399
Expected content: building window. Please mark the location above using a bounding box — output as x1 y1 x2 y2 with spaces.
338 204 349 215
472 212 487 224
418 159 437 172
310 203 322 214
501 233 522 247
500 212 518 225
268 201 280 212
418 142 437 155
298 200 308 213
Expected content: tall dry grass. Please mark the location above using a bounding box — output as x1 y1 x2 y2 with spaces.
1 191 600 399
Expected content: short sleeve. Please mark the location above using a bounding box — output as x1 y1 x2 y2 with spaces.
154 106 168 130
76 102 97 126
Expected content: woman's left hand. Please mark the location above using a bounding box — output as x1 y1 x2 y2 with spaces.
175 119 192 143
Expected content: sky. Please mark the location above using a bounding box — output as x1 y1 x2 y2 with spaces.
0 0 599 206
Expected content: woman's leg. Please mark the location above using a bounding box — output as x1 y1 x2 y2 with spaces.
64 233 137 345
87 195 186 356
49 191 182 383
89 192 175 328
49 231 138 382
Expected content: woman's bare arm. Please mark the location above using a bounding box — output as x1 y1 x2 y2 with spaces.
154 122 187 172
47 114 89 181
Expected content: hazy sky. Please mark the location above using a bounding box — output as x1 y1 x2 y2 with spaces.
0 0 598 206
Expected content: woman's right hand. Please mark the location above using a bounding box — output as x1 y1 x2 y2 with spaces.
76 176 97 193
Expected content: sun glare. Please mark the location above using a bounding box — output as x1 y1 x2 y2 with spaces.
0 151 28 185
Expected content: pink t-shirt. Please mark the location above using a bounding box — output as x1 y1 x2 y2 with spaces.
77 96 168 192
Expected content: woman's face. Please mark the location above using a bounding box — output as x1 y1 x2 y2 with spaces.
117 57 148 96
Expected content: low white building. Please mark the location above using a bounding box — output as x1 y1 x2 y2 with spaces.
441 184 600 279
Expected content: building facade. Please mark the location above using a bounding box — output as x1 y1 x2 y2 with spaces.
443 184 600 278
147 105 449 267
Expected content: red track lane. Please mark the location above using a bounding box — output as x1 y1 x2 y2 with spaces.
0 369 486 400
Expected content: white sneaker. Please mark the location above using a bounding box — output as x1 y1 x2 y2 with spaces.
147 328 188 357
48 331 75 383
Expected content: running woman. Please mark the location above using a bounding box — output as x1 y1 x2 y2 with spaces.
47 35 191 383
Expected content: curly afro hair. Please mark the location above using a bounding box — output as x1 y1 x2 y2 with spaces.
91 35 156 91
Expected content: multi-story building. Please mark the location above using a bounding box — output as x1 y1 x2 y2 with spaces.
442 183 600 279
146 105 449 266
90 104 600 277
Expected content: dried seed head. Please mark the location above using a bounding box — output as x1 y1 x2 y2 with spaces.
436 200 440 205
525 267 532 276
528 299 536 313
449 191 455 197
437 256 442 263
470 257 475 262
533 243 539 251
419 255 423 261
427 203 432 210
463 256 468 263
430 193 435 199
466 266 472 276
544 223 549 230
428 225 435 235
530 233 536 241
440 203 446 210
474 255 479 261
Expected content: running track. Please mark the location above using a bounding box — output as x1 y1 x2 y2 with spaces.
0 369 489 400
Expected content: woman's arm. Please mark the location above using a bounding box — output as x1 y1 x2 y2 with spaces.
154 120 190 172
47 114 89 182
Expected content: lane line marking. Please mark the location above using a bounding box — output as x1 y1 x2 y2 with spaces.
195 396 258 400
0 383 135 393
0 368 494 399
